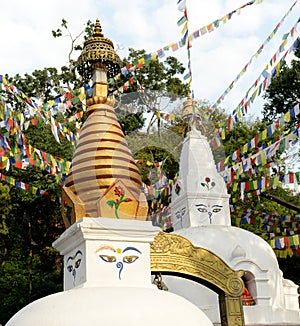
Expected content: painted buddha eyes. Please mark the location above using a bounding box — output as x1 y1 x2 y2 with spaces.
123 255 139 264
99 255 139 264
99 255 117 263
196 204 223 214
67 258 81 271
96 246 142 280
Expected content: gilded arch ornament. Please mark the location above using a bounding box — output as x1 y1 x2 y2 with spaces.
150 232 245 326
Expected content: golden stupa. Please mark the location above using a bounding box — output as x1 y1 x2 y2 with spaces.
62 20 148 227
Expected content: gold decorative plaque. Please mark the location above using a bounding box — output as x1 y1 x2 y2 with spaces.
150 232 245 326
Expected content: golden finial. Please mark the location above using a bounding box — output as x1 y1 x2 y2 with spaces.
182 92 193 122
77 19 121 80
93 19 104 37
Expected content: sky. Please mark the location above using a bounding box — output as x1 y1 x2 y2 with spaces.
0 0 299 118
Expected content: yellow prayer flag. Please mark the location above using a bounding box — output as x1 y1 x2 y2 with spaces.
65 161 71 174
284 111 291 123
181 22 188 34
253 180 258 190
151 54 157 61
221 128 226 140
252 88 258 100
281 39 287 48
78 93 86 102
221 16 227 24
275 62 281 76
261 129 267 140
261 152 267 165
293 234 299 246
273 176 279 186
138 57 145 64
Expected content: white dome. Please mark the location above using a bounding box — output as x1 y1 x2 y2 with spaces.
7 286 213 326
175 225 279 270
174 225 286 309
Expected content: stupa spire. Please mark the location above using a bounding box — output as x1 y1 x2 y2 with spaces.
61 20 148 227
182 92 199 129
171 95 231 229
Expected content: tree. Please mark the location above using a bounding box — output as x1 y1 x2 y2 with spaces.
117 48 189 136
262 41 300 124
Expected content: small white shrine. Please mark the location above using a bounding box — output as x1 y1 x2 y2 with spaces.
167 97 300 325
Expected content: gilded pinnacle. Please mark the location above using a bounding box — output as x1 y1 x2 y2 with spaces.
77 19 121 79
93 19 104 37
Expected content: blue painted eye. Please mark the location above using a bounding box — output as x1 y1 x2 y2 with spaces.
67 265 73 272
123 255 139 264
212 208 221 213
75 258 81 268
99 255 116 263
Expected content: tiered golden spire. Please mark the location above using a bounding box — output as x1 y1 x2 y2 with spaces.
61 20 148 228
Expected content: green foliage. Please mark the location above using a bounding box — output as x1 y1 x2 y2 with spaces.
122 48 189 97
0 173 64 325
262 41 300 125
117 111 145 136
223 118 268 157
0 184 11 236
23 117 74 161
127 130 181 185
0 259 30 323
118 48 189 135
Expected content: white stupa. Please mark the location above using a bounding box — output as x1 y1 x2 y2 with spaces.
7 218 213 326
167 97 300 325
6 21 213 326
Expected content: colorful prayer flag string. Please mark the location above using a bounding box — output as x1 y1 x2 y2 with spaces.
211 0 299 111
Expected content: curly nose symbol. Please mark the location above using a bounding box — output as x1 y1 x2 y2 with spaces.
116 261 123 280
208 212 212 224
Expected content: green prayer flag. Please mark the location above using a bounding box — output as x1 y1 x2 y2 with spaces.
177 16 187 26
